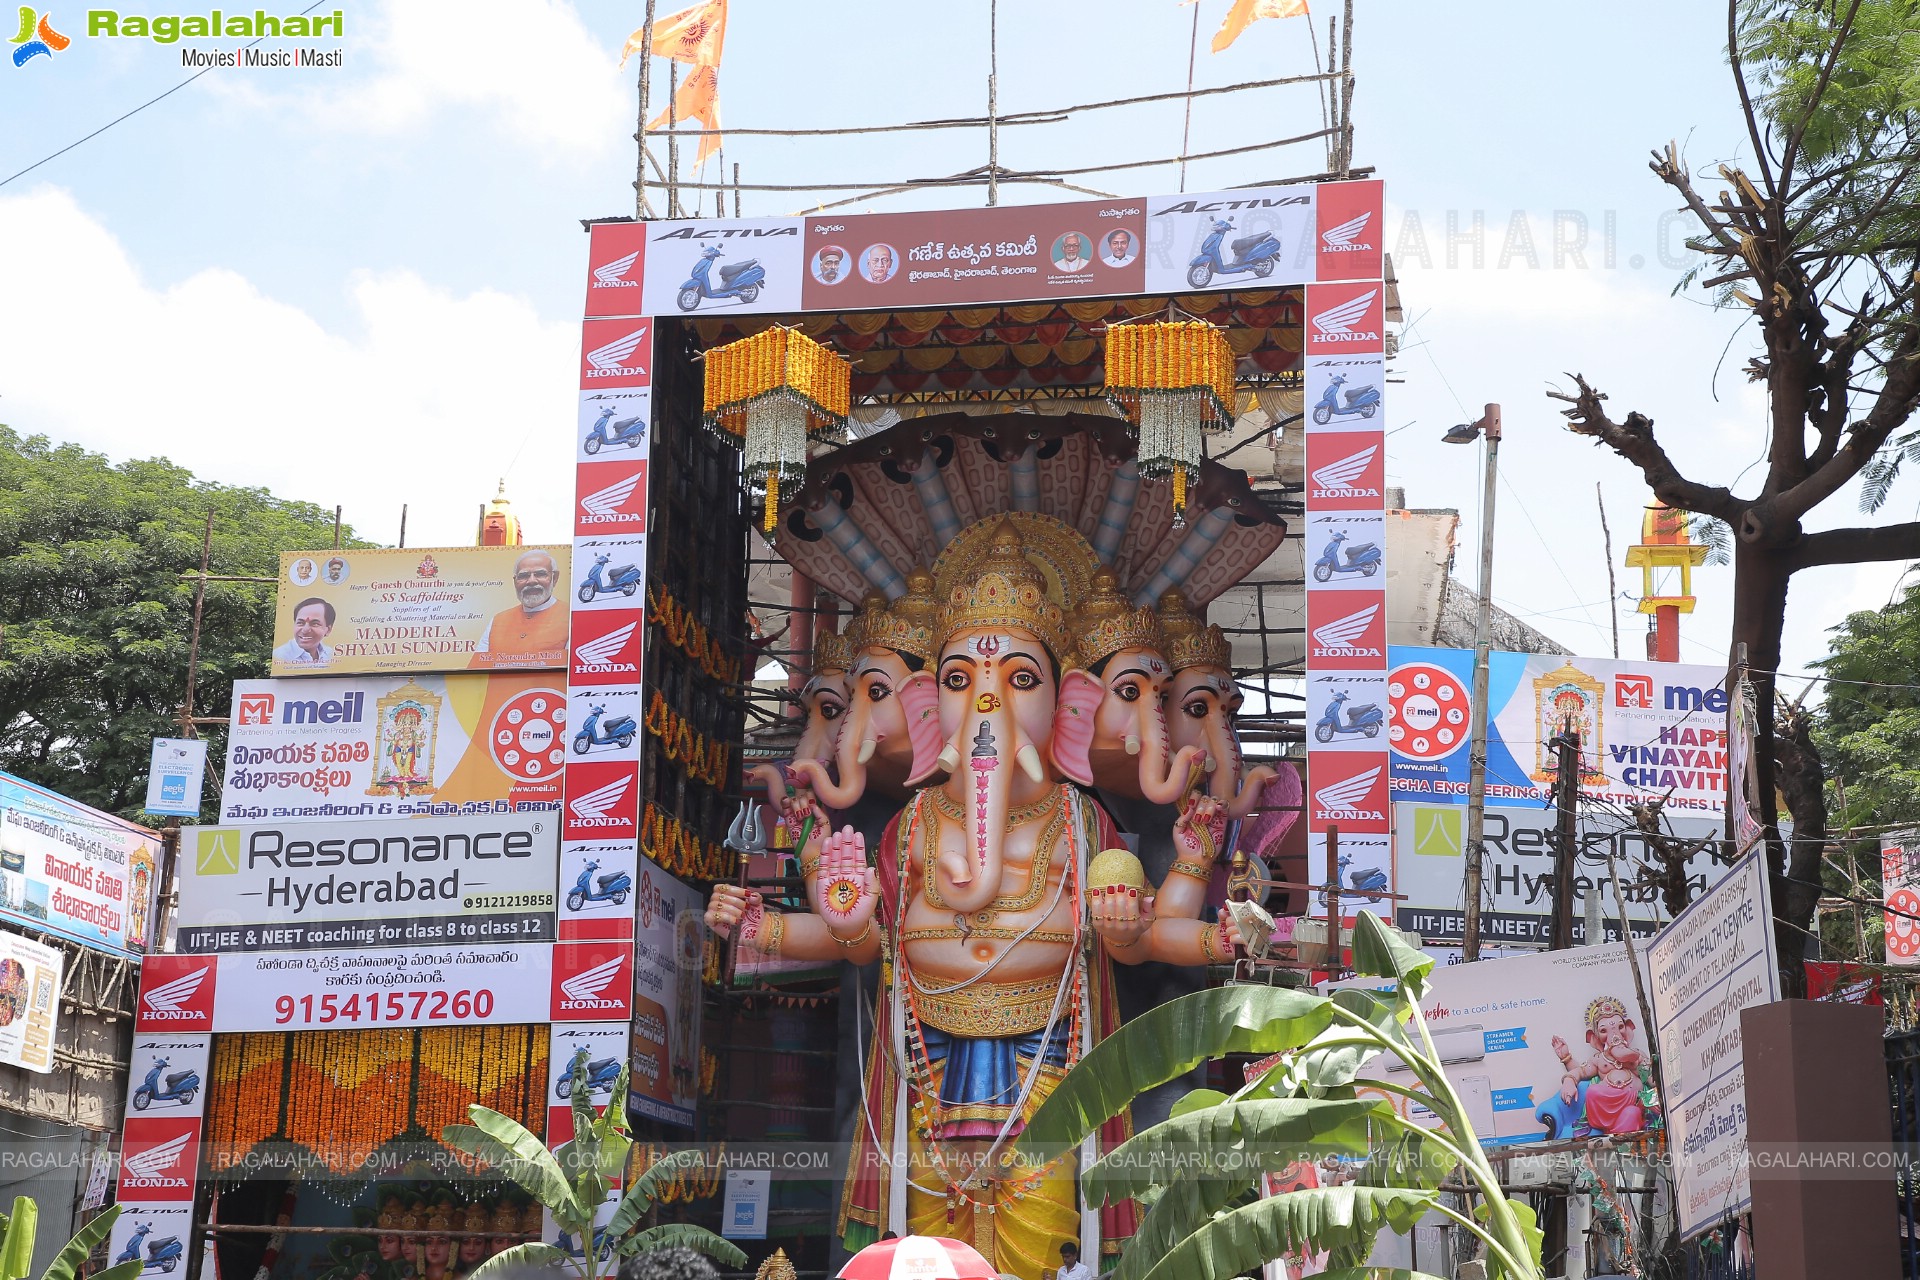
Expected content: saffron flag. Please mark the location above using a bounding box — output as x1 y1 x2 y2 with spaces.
1211 0 1309 53
648 62 722 165
621 0 727 68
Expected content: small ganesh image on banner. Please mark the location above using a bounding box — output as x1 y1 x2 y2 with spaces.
1530 661 1607 786
368 681 443 798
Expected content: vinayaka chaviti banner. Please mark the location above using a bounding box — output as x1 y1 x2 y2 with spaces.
0 771 161 958
271 547 573 677
219 673 568 823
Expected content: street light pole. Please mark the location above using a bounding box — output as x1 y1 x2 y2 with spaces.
1445 405 1502 961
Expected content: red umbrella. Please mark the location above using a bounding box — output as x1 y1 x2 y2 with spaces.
837 1234 998 1280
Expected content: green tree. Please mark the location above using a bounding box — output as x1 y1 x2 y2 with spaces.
442 1064 745 1280
0 427 354 818
1011 914 1545 1280
1547 0 1920 990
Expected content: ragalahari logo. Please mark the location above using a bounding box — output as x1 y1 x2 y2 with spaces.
584 327 649 376
1311 289 1381 342
10 7 70 64
593 252 640 289
1321 212 1372 250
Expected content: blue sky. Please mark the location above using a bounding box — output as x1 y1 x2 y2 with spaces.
0 0 1904 680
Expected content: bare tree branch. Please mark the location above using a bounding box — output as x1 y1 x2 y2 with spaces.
1549 373 1747 521
1786 519 1920 571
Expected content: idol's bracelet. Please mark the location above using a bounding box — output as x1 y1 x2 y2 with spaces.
1199 923 1233 964
798 855 822 879
830 921 875 949
755 912 785 956
1166 857 1214 882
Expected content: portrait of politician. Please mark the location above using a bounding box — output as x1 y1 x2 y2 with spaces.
471 550 568 669
274 597 337 667
861 243 898 283
1052 232 1091 273
1101 228 1137 267
814 246 848 284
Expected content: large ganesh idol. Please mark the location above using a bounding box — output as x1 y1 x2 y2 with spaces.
744 624 852 813
708 523 1246 1277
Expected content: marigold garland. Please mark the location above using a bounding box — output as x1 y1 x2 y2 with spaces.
644 692 731 788
647 585 742 684
642 802 731 880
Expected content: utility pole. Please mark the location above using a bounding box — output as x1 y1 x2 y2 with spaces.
1443 405 1501 960
1550 719 1581 950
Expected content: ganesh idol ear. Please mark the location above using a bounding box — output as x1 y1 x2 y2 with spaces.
900 671 945 785
1048 668 1105 787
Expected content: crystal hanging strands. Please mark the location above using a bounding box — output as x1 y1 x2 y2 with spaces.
742 395 810 527
702 326 852 531
1103 318 1235 526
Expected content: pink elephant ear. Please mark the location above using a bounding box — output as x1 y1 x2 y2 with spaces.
1048 668 1105 786
1247 761 1305 856
900 671 945 785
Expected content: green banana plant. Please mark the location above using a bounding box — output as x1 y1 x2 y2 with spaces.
442 1062 745 1280
1011 912 1547 1280
0 1200 141 1280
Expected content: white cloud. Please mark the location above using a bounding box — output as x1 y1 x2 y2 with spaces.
0 186 575 548
206 0 630 160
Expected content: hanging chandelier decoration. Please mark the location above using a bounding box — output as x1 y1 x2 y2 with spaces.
1104 317 1236 525
703 325 851 531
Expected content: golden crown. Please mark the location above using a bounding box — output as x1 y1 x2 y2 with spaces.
943 521 1069 660
1073 567 1165 668
846 567 942 664
812 624 852 675
1584 995 1631 1030
1158 590 1232 672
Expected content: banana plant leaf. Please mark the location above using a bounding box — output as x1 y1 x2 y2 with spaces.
1312 1271 1449 1280
1351 912 1434 999
2 1197 35 1280
1476 1196 1545 1278
1129 1184 1436 1280
1087 1097 1391 1203
1014 986 1334 1162
39 1203 121 1280
617 1224 747 1267
442 1113 576 1219
457 1243 568 1280
1110 1173 1258 1280
605 1149 712 1242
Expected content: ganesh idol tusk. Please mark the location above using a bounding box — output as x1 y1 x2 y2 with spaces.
1015 743 1046 783
936 743 962 774
856 737 878 764
1124 733 1141 757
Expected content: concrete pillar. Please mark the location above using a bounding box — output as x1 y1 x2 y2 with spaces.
1741 999 1898 1278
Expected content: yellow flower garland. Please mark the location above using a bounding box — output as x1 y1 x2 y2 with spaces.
647 585 742 684
644 692 731 788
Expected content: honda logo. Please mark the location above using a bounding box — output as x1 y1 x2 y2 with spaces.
584 327 649 376
1313 765 1385 823
592 252 640 288
568 775 632 824
1311 289 1381 341
140 966 211 1020
577 470 645 525
1311 602 1383 658
573 621 639 674
1310 444 1381 498
1320 211 1373 250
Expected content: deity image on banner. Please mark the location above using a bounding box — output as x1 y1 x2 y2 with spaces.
368 680 443 798
1531 661 1606 786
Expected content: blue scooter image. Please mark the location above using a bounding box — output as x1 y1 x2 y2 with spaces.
117 1225 183 1274
132 1056 201 1111
1186 216 1283 288
556 1043 624 1099
582 406 646 456
577 553 642 604
1314 690 1384 743
565 858 632 914
554 1226 615 1263
573 705 638 755
1310 373 1382 425
1311 530 1382 583
1320 853 1390 907
676 245 765 312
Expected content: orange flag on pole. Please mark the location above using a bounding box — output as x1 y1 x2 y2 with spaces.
648 62 722 165
1210 0 1308 53
621 0 727 69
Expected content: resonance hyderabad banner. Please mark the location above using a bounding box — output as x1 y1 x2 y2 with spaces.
0 770 161 958
219 673 568 822
271 546 573 676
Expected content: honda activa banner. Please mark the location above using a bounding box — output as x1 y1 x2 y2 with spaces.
220 673 567 821
0 771 160 958
174 812 559 953
1387 646 1732 812
271 546 573 676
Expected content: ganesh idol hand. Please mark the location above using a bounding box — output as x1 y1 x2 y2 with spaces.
809 825 878 937
1090 884 1156 950
705 884 761 942
1174 793 1224 854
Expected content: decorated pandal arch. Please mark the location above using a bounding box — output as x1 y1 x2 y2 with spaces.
693 285 1312 1277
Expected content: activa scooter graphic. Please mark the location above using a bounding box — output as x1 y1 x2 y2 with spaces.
1312 529 1382 582
582 406 646 455
1187 216 1283 288
1314 689 1384 743
1320 853 1390 907
565 858 632 913
555 1043 623 1098
676 245 765 311
577 553 642 603
572 705 637 755
1310 373 1381 425
131 1056 201 1110
116 1225 183 1274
